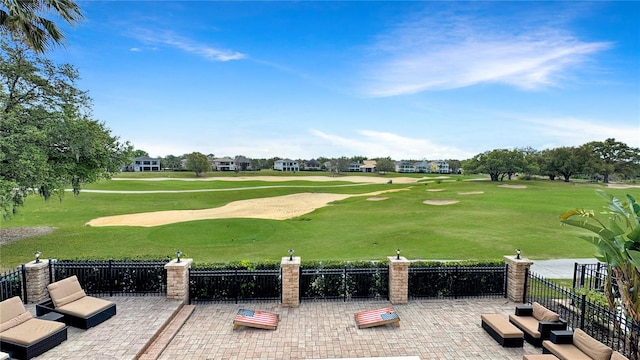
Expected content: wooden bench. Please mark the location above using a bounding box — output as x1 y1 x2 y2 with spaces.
232 309 279 330
354 307 400 329
481 313 524 347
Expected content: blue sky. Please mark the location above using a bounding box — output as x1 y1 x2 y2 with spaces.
50 1 639 160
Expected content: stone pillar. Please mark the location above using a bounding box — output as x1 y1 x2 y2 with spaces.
504 255 533 303
165 258 193 304
388 256 410 304
281 256 300 307
25 259 52 303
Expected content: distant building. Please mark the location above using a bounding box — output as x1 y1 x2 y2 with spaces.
213 157 236 171
303 159 321 171
359 160 377 173
414 161 429 173
433 160 449 174
125 156 161 172
396 161 415 173
235 156 251 171
274 159 299 172
348 162 361 172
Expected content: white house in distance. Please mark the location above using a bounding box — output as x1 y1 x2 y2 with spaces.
359 160 377 173
126 156 161 172
274 159 299 172
212 157 236 171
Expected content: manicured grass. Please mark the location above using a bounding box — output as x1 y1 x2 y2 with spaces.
1 174 637 270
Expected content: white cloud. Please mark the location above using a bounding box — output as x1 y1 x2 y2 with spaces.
526 117 640 149
310 129 473 160
162 36 245 62
362 9 611 97
130 47 141 52
132 30 245 62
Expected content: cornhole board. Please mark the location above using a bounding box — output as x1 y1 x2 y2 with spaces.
233 309 279 330
354 307 400 329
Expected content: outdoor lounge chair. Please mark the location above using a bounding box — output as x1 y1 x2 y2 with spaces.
0 296 67 360
354 307 400 329
36 275 116 329
508 302 567 346
233 309 279 330
542 328 630 360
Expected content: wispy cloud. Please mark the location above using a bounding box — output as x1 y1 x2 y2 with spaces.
361 6 611 97
310 129 472 160
526 117 640 148
131 30 245 62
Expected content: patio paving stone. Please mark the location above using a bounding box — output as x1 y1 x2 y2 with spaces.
18 297 554 359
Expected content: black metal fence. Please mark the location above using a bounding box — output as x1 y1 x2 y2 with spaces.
189 268 281 304
409 264 507 299
529 272 639 359
299 266 388 301
51 260 168 296
0 265 26 303
574 262 608 291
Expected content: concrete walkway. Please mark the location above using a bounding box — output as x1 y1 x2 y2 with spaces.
529 258 599 279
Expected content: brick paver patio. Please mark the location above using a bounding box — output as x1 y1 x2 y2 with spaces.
160 298 542 360
27 296 182 360
24 297 547 359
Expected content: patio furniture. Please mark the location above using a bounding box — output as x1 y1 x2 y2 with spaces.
481 313 524 347
36 275 116 329
0 296 67 360
233 309 279 330
522 355 558 360
542 329 628 360
508 302 567 346
354 307 400 329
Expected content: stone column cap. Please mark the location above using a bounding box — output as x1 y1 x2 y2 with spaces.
387 256 410 264
165 258 193 269
25 259 51 269
281 256 301 265
503 255 533 265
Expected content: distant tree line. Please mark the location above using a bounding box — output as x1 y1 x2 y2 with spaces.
462 139 640 182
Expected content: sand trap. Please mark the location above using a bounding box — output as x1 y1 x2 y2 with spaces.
423 200 459 205
367 197 389 201
426 189 445 192
87 189 406 227
607 183 640 189
458 191 484 195
498 184 527 189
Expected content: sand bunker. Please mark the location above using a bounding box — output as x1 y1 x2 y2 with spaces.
87 189 406 227
423 200 459 205
458 191 484 195
607 183 640 189
367 197 389 201
498 184 527 189
426 189 445 192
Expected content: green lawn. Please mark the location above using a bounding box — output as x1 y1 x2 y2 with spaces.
1 172 637 269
